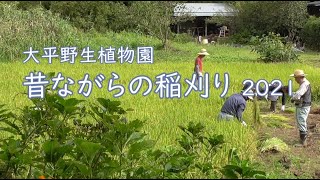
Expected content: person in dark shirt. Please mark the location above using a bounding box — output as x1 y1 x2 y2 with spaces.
242 82 289 112
263 84 289 112
217 90 254 126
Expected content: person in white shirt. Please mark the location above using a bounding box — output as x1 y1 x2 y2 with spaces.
290 69 312 147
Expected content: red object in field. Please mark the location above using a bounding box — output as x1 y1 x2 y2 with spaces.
195 56 203 73
39 175 46 179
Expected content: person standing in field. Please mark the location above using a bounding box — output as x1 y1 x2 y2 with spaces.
217 90 254 127
194 49 209 79
290 69 312 147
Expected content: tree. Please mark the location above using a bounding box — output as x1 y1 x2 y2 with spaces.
277 1 308 41
129 1 193 50
50 1 129 33
210 1 308 43
301 16 320 51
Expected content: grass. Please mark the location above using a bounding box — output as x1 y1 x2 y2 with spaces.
260 114 294 128
0 2 85 61
0 37 320 175
0 57 262 165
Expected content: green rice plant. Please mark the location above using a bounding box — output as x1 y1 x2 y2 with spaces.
253 95 261 125
268 122 294 129
260 114 290 122
284 107 295 113
260 114 294 129
0 31 319 178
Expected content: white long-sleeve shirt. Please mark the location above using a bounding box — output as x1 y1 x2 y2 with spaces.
292 78 310 100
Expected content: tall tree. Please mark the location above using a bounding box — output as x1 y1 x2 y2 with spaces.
208 1 308 41
277 1 308 41
129 1 193 50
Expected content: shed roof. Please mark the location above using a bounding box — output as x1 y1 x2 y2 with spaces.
174 3 236 17
308 1 320 6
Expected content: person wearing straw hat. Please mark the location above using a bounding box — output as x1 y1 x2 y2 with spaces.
194 49 209 79
217 89 254 126
290 69 312 147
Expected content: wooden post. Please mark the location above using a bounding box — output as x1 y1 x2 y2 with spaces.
177 24 180 34
197 27 200 37
205 21 207 37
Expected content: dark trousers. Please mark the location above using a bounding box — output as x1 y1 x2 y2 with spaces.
270 101 277 112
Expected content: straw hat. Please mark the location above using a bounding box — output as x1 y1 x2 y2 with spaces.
197 49 210 56
290 69 307 77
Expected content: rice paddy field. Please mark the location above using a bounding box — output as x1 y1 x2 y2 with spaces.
1 41 320 175
1 1 320 178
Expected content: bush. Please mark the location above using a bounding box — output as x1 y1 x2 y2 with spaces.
250 32 299 63
230 29 253 45
301 16 320 51
216 37 233 45
82 30 163 52
173 33 194 43
0 2 85 62
0 72 267 179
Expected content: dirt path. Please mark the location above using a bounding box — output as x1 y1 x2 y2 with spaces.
257 104 320 178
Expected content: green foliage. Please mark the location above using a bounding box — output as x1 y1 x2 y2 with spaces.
250 32 299 63
312 85 320 103
49 1 193 49
277 1 308 41
89 31 162 50
221 148 267 179
230 30 253 45
0 2 86 62
227 1 308 44
0 72 266 179
50 2 131 33
216 37 233 45
252 95 261 125
173 33 194 43
301 16 320 51
16 1 49 11
128 1 179 49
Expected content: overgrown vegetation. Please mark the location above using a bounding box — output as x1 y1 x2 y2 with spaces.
49 1 193 49
222 1 308 44
250 32 299 63
301 16 320 51
1 1 318 63
0 2 87 61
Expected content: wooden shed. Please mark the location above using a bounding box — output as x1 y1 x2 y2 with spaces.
172 3 236 38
